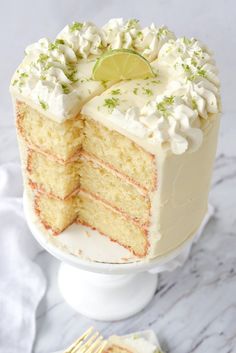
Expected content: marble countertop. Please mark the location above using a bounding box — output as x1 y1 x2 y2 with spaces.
1 0 236 352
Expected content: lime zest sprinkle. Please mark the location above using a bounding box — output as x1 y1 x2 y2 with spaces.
183 37 193 46
182 63 191 73
61 83 70 94
133 87 138 95
111 89 121 95
137 31 143 38
104 97 119 110
156 95 175 116
192 98 197 110
164 95 175 105
127 18 139 29
157 27 168 39
143 88 153 96
69 22 83 32
49 39 65 51
20 72 28 78
38 97 48 110
65 69 78 82
38 53 49 63
198 68 207 77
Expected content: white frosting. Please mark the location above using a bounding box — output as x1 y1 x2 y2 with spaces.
102 18 141 50
10 18 176 122
57 21 104 58
107 331 161 353
82 36 220 155
135 23 175 61
110 95 203 155
102 19 175 61
10 37 109 122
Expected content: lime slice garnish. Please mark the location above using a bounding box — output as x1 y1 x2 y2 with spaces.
93 49 155 81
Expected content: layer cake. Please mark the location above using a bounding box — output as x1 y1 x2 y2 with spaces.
10 19 221 259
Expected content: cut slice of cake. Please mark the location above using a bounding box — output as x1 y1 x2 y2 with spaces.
10 19 221 259
103 331 162 352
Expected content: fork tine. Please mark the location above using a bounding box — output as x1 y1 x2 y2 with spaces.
93 340 108 353
78 332 101 353
63 327 94 353
84 335 103 353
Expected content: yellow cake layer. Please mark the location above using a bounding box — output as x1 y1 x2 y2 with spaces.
83 117 156 190
35 193 78 234
78 192 148 257
79 157 150 225
28 149 80 199
16 101 84 161
26 146 151 224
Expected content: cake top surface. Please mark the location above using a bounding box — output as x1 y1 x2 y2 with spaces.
10 18 220 155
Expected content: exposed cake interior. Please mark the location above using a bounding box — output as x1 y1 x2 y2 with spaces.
16 101 154 256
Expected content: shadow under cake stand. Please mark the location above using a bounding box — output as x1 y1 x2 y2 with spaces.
24 193 213 321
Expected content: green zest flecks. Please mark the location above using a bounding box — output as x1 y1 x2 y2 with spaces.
49 39 65 51
69 21 83 32
111 89 121 95
156 95 175 117
38 97 48 110
103 97 119 110
61 83 70 94
143 88 153 96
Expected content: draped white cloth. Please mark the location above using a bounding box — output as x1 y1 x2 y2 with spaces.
0 162 46 353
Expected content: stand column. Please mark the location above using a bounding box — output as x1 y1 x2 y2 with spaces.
58 262 158 321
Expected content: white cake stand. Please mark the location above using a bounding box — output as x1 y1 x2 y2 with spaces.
23 193 213 321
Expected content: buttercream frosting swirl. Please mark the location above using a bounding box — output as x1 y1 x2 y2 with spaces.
135 24 176 61
102 18 141 50
11 37 84 120
111 95 203 155
57 21 104 58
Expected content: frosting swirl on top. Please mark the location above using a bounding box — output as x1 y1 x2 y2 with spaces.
135 24 175 61
111 95 203 155
57 21 104 58
102 19 175 61
158 37 220 120
102 18 141 50
11 37 86 119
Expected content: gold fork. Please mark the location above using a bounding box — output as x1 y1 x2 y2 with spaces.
63 327 107 353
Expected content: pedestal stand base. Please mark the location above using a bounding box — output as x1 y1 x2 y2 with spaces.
58 263 158 321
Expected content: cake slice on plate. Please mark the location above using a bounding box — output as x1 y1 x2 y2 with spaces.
103 330 162 352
